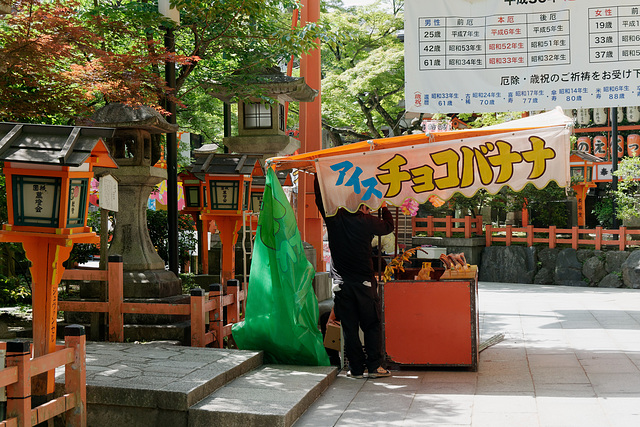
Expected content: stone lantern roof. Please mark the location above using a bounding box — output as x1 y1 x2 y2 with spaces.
206 67 318 103
82 103 178 134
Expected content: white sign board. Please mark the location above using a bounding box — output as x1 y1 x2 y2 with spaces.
405 0 640 113
99 175 119 212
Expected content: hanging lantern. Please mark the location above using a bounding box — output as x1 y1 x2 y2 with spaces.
628 134 640 157
627 107 640 123
576 136 591 153
611 135 624 159
576 109 590 126
593 135 608 159
593 108 608 125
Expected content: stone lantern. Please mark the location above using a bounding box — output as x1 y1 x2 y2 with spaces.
86 103 181 298
207 66 318 158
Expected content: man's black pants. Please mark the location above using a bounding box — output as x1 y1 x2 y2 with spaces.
333 281 382 376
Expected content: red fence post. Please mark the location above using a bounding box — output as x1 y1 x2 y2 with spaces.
506 225 512 246
445 215 452 237
209 284 223 348
572 226 579 249
464 216 471 238
485 224 492 247
618 226 626 251
226 279 240 324
475 215 483 236
107 255 124 343
5 341 31 427
595 226 602 250
190 288 206 347
64 325 86 427
549 225 557 249
527 225 534 247
427 216 434 236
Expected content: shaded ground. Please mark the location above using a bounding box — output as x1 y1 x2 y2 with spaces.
0 307 32 339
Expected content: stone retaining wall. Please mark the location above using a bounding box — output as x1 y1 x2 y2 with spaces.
479 246 640 289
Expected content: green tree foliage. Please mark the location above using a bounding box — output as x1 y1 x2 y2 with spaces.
147 209 197 270
0 0 194 122
613 156 640 221
1 0 323 131
514 182 570 228
320 1 405 143
0 275 31 306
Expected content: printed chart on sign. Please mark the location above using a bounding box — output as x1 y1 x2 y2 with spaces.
405 0 640 114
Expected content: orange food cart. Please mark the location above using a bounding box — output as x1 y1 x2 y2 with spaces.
269 108 573 369
383 266 479 370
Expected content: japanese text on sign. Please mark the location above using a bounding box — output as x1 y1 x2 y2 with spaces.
315 124 571 216
406 0 640 113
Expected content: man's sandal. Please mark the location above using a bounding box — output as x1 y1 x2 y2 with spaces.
368 367 391 378
347 371 364 379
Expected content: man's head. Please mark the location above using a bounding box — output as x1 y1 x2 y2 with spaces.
358 204 371 214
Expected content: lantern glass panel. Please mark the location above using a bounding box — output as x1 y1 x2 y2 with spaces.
13 175 61 227
244 102 272 129
210 180 239 210
251 191 263 212
570 167 584 182
67 178 89 227
279 103 285 131
243 180 250 211
185 185 201 208
202 184 208 207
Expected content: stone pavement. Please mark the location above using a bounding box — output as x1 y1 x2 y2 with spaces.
296 281 640 427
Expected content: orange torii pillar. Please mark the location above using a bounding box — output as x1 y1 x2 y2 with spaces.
298 0 324 271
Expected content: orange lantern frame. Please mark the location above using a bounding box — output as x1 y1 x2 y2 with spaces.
0 123 117 398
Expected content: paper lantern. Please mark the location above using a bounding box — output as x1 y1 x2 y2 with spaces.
593 135 608 159
576 136 591 153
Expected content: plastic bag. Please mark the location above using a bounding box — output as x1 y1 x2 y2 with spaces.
232 169 330 366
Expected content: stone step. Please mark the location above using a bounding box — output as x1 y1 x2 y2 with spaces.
189 364 338 427
55 342 264 427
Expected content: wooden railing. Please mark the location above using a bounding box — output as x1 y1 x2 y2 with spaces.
412 215 484 238
58 255 244 348
485 224 640 250
0 325 86 427
412 215 640 250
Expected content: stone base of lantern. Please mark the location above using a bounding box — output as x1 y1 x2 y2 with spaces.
80 269 181 299
122 270 182 298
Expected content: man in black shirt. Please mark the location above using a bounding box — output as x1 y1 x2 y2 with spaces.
314 175 394 378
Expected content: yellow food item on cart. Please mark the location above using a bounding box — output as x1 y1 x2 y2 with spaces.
417 262 434 280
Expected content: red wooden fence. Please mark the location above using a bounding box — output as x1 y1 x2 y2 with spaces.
484 224 640 250
412 215 640 250
58 255 244 348
412 215 484 238
0 325 86 427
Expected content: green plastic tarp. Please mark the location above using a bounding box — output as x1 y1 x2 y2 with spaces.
232 168 330 366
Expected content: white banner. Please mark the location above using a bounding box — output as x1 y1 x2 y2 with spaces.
405 0 640 113
316 125 571 216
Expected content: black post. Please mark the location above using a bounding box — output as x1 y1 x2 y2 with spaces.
611 107 619 229
165 27 179 275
